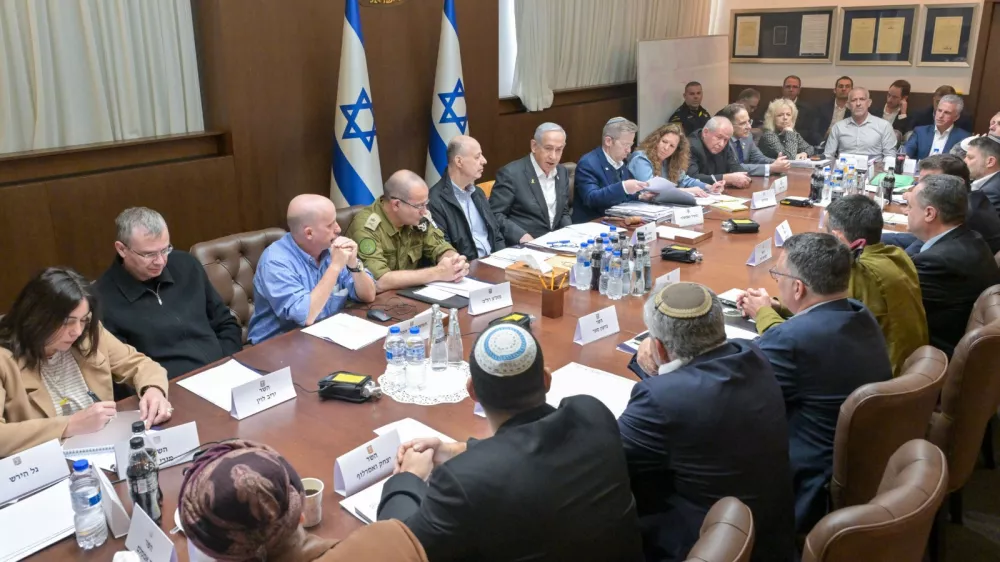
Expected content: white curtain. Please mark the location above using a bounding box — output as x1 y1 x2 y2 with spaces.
0 0 204 154
511 0 713 111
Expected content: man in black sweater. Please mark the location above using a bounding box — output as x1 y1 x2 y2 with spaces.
687 116 751 188
95 207 242 380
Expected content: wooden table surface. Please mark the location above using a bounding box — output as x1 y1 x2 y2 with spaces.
34 169 906 560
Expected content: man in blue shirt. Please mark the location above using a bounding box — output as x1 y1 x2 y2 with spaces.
247 194 377 344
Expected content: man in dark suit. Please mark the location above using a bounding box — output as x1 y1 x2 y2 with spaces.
782 75 821 146
489 123 572 245
966 135 1000 218
906 174 1000 356
427 135 505 262
904 94 972 160
739 233 892 532
717 103 791 176
870 79 914 140
687 116 751 188
620 282 796 562
910 85 975 132
573 117 653 223
816 76 854 143
378 324 643 562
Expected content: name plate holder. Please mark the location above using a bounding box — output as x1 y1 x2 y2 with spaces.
747 238 773 267
673 206 704 227
774 220 793 248
125 504 177 562
114 422 201 479
468 282 513 316
0 439 68 505
751 189 777 210
230 367 296 420
574 305 620 345
333 430 401 497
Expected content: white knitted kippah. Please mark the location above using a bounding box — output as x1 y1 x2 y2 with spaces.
473 325 537 378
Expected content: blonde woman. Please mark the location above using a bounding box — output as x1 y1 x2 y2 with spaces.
759 99 814 160
629 124 724 198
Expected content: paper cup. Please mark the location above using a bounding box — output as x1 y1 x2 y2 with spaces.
301 478 324 528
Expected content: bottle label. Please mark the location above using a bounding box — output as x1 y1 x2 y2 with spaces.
134 477 149 494
88 491 102 506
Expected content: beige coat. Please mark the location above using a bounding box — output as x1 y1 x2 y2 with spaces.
0 323 168 457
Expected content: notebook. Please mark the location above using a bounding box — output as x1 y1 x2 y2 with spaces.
61 410 143 457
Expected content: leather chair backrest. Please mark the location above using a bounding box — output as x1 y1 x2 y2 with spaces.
928 284 1000 492
685 497 755 562
563 161 577 210
337 204 367 234
189 228 286 344
477 180 495 199
830 346 948 509
803 439 948 562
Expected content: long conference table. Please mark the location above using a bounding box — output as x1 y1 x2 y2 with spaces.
36 169 907 561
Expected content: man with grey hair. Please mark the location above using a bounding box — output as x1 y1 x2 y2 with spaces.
572 117 654 223
738 232 892 533
427 135 505 261
686 116 752 187
824 87 898 162
904 93 971 160
96 207 242 380
905 174 1000 355
490 123 572 244
619 281 795 562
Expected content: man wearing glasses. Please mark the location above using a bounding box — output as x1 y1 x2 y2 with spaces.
96 207 242 380
346 169 466 292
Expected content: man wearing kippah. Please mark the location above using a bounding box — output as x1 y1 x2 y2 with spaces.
377 324 643 562
619 282 796 562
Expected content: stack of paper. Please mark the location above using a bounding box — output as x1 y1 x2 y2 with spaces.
605 201 675 222
790 159 830 168
525 227 594 254
725 324 758 340
478 247 558 270
302 313 389 350
566 223 612 238
547 363 636 418
0 479 74 561
427 277 494 298
883 212 908 226
177 359 261 411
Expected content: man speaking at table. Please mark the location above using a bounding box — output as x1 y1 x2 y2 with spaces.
717 103 791 177
687 116 752 188
377 324 643 562
346 170 468 292
824 87 897 163
572 117 651 223
248 194 377 344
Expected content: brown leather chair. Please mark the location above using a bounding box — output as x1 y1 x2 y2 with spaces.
802 439 948 562
927 284 1000 522
189 228 286 344
336 204 367 233
476 180 495 198
685 497 755 562
563 161 577 210
830 346 948 510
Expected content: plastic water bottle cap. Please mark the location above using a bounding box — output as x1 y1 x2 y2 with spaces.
584 261 591 267
588 239 595 243
610 226 617 231
389 326 400 334
613 250 621 256
72 459 89 472
409 326 420 335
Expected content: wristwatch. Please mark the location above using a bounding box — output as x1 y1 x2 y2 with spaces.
346 260 364 273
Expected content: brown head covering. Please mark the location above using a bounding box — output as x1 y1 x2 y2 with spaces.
179 440 305 561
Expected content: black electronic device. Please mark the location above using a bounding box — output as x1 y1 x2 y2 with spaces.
318 372 382 403
660 245 703 263
366 309 392 322
780 196 813 208
721 219 760 233
487 312 533 331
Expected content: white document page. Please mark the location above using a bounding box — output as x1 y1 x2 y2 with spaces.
413 286 456 301
177 359 261 412
301 313 389 350
644 176 678 193
374 418 456 444
565 223 612 238
547 363 636 419
477 247 557 270
725 324 759 340
427 277 493 298
0 478 74 562
62 410 142 455
339 478 386 525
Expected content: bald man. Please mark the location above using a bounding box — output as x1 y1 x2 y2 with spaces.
345 170 466 292
428 135 505 262
246 194 377 344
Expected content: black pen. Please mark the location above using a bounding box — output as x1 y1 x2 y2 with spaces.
86 390 101 404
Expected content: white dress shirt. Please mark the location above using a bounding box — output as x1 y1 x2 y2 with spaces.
529 153 559 227
603 149 629 194
882 105 900 125
931 126 953 156
972 171 999 192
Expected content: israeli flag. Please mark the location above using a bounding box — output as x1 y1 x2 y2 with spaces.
425 0 469 186
331 0 383 207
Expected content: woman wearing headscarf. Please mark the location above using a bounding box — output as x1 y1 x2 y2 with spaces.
179 440 427 562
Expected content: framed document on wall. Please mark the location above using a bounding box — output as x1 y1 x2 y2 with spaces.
729 7 836 63
837 6 917 65
918 4 978 66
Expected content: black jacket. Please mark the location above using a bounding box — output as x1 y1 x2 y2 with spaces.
687 130 743 184
95 251 243 379
789 99 822 147
378 396 644 562
968 190 1000 254
912 226 1000 356
977 172 1000 219
427 176 505 262
489 155 572 245
668 104 712 136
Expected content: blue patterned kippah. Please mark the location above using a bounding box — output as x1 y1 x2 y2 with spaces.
469 324 545 410
474 325 537 377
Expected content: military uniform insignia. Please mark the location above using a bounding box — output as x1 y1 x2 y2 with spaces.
359 238 377 256
364 213 381 231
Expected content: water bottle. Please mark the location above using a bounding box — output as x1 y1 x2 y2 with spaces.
599 245 612 295
385 326 406 374
620 246 632 295
821 166 832 205
446 308 463 368
608 226 619 251
590 237 604 291
809 166 824 202
429 304 447 372
70 460 108 550
574 242 589 290
127 436 162 523
631 237 647 297
607 251 623 300
880 165 896 209
404 326 426 390
845 165 856 195
578 260 592 291
641 233 653 292
130 422 164 505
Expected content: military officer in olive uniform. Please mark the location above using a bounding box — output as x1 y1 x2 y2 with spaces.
346 170 469 292
669 81 713 136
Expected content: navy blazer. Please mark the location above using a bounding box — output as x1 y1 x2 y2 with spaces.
978 172 1000 219
903 125 971 160
618 339 796 562
572 147 637 223
756 298 892 533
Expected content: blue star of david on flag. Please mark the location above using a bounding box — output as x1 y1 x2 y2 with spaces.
437 79 467 134
340 88 377 152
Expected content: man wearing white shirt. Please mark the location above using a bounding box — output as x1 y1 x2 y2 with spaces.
966 136 1000 217
904 94 971 160
490 123 573 245
824 88 897 162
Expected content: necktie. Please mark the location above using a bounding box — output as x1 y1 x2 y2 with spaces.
735 140 745 163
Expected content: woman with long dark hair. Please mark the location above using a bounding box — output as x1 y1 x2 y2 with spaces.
0 267 170 456
629 123 725 198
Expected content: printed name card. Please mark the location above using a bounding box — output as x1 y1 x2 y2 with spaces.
334 430 401 497
574 305 620 345
774 220 793 248
751 189 777 210
673 206 704 227
230 367 296 420
97 467 131 538
390 308 433 341
468 282 513 316
126 504 177 562
0 439 68 505
656 268 680 286
903 158 917 175
771 176 788 194
630 220 658 245
114 422 201 479
746 238 772 267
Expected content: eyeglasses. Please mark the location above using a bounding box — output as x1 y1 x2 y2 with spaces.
391 197 429 211
768 267 801 282
127 244 173 261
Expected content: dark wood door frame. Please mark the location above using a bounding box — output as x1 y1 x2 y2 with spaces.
969 0 1000 131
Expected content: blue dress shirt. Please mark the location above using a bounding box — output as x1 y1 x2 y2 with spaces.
451 181 491 258
920 226 959 253
247 233 372 344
